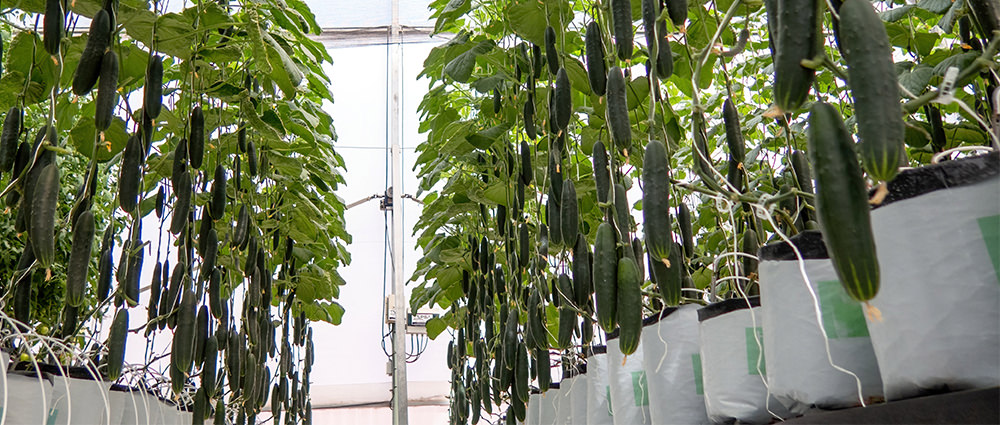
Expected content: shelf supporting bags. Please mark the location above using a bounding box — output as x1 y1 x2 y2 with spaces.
641 305 710 424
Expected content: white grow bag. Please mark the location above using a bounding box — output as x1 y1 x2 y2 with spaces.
537 383 559 425
640 305 710 424
568 371 588 425
585 346 613 425
606 334 651 425
759 231 884 413
526 392 541 425
865 153 1000 401
48 371 112 425
699 297 791 423
1 370 54 424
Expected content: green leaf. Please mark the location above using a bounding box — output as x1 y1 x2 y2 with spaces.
879 5 914 22
444 40 495 83
505 0 548 46
69 117 129 162
426 317 449 339
564 57 592 96
916 0 951 14
465 124 509 149
899 65 935 95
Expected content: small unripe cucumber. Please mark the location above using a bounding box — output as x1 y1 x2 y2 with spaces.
144 55 164 119
210 164 227 220
611 0 634 61
119 134 142 213
544 26 559 75
0 107 22 172
30 163 59 269
593 141 610 204
43 0 63 56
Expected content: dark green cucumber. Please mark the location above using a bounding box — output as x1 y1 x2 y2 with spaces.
642 140 672 262
741 230 758 277
527 287 546 351
650 242 683 305
572 235 592 310
155 185 165 218
190 106 205 169
593 222 618 332
666 0 688 27
611 0 633 61
807 102 880 301
30 163 59 269
144 55 164 119
840 0 904 182
557 273 575 349
0 107 21 172
73 9 112 96
210 164 227 220
503 304 518 369
772 0 819 112
532 44 543 79
170 169 191 235
544 26 559 75
95 50 119 132
585 21 607 96
536 348 551 390
554 68 571 132
43 0 63 56
616 256 642 354
655 20 674 79
593 141 610 204
524 93 537 140
790 150 813 194
723 98 746 163
66 210 95 307
519 140 533 184
678 203 694 259
642 0 659 54
147 261 162 324
692 112 717 189
606 67 631 151
493 89 502 116
106 309 128 381
519 223 530 263
247 141 258 177
547 197 562 248
613 183 631 241
119 134 142 213
925 105 947 150
173 288 197 373
560 178 579 246
234 204 249 249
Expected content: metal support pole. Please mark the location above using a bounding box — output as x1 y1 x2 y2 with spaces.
389 0 408 424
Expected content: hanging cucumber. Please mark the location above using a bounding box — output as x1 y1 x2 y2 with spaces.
560 178 578 246
616 256 642 355
593 222 618 332
572 236 592 310
840 0 904 183
666 0 688 27
106 309 128 381
807 102 880 302
0 107 21 173
66 210 95 308
606 67 631 151
43 0 63 56
642 140 672 262
145 55 164 119
190 106 206 170
554 68 571 132
772 0 820 112
642 0 659 58
73 9 112 96
678 203 694 259
30 163 59 269
611 0 634 62
723 98 745 163
119 134 142 213
650 242 683 305
585 21 607 96
593 141 611 204
94 51 119 132
557 273 575 349
655 20 674 79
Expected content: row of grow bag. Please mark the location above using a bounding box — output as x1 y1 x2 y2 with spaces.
519 153 999 424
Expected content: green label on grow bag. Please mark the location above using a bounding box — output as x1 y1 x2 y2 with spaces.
692 354 704 395
818 280 870 338
745 327 766 375
978 215 1000 284
606 386 614 416
631 371 650 406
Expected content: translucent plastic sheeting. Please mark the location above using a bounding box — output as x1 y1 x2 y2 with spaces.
866 169 1000 401
606 338 651 425
699 302 791 423
640 305 710 424
760 253 883 413
586 352 614 425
